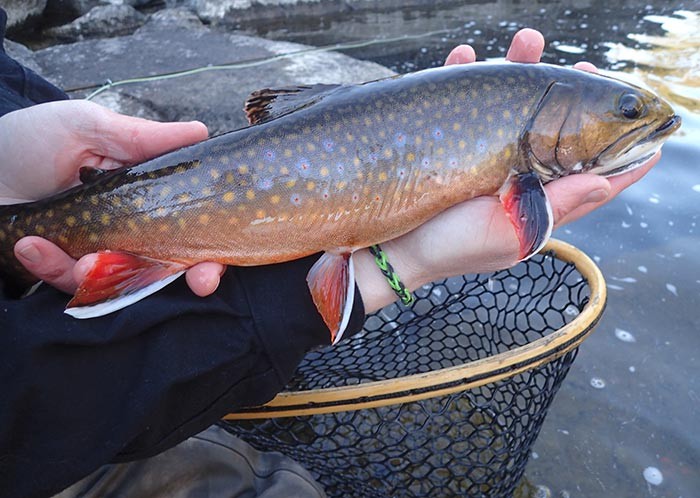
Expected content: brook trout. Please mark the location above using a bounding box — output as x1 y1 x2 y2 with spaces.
0 62 680 342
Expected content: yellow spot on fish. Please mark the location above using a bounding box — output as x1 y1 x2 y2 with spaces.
497 128 504 138
82 211 91 221
178 193 191 203
177 218 186 229
66 216 76 227
58 235 68 244
202 187 213 196
89 233 98 243
436 147 445 156
453 122 461 131
378 130 386 139
247 149 256 158
503 110 511 119
458 140 466 150
285 179 296 188
336 181 347 190
101 214 111 226
280 166 289 175
210 169 221 180
306 143 316 152
220 155 230 164
378 172 387 181
127 220 137 231
111 197 122 207
46 209 54 218
270 195 280 204
320 166 329 177
284 149 293 158
238 165 249 175
361 136 369 144
471 108 478 119
155 207 167 217
159 224 169 233
346 133 354 142
237 205 247 212
225 172 234 184
486 114 494 123
364 117 372 126
246 190 255 200
383 149 393 159
406 152 416 162
306 181 316 191
256 209 266 219
504 147 512 160
522 106 530 116
190 176 200 186
199 214 210 225
223 192 235 203
353 157 361 167
90 196 99 206
36 225 45 235
415 136 423 146
160 186 172 198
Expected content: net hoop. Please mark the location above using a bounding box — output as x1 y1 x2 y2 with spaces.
225 238 605 420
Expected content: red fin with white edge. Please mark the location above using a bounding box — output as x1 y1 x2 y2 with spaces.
499 171 553 260
65 251 188 319
306 252 355 345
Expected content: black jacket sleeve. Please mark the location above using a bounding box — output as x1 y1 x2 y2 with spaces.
0 11 367 498
0 256 366 498
0 10 69 112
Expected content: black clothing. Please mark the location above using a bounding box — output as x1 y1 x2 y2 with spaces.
0 10 69 111
0 11 365 498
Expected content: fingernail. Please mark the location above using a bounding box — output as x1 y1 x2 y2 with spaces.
584 189 609 204
17 243 42 264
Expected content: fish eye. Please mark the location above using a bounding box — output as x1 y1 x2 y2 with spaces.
619 93 644 119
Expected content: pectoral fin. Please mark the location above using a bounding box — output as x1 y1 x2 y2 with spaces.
306 252 355 345
499 171 553 260
65 251 188 318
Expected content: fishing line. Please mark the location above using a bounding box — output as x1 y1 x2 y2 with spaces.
69 28 460 100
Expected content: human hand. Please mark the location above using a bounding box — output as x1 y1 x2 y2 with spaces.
1 99 225 296
354 28 662 313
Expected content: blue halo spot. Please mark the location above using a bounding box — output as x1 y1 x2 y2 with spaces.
394 132 407 148
421 157 431 167
432 127 444 140
256 177 274 190
476 138 487 154
263 150 276 162
290 193 302 206
323 139 335 152
296 158 312 177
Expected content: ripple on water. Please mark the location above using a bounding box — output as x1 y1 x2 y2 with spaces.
614 328 637 342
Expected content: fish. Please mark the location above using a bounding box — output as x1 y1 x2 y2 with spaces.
0 62 681 343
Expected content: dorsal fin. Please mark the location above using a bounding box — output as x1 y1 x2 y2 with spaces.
79 166 111 184
244 84 343 125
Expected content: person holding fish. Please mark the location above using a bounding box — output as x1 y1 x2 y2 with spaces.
0 11 676 498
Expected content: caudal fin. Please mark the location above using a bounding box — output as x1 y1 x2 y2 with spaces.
306 252 355 345
499 171 553 260
65 251 187 318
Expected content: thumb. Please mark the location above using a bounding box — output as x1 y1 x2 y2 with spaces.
84 101 209 164
545 174 611 228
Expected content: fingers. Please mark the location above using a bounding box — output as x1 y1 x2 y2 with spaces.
444 44 476 65
506 28 545 63
14 237 79 294
545 175 611 228
573 61 598 73
185 262 226 297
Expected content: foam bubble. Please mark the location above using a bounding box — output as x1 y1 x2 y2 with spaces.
692 184 700 193
643 466 663 486
615 328 637 343
590 377 606 389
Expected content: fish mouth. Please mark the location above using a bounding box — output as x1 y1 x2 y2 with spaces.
587 114 682 177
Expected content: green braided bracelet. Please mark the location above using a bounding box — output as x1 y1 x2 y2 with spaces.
368 244 415 306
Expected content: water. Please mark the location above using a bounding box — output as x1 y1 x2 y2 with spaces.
238 2 700 496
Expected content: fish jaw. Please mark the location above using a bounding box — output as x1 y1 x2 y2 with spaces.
586 114 681 177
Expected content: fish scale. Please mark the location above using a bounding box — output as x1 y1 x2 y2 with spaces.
0 62 680 342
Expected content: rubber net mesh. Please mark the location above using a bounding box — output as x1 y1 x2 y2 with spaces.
223 251 593 497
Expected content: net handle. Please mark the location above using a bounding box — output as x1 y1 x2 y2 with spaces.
224 239 606 420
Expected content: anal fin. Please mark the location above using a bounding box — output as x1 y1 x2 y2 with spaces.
499 171 553 260
306 252 355 345
65 251 188 319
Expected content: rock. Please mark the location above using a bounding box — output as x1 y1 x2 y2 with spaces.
44 0 154 19
30 9 394 134
44 5 147 42
3 0 47 30
3 40 43 75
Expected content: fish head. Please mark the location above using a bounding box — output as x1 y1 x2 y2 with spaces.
527 68 681 180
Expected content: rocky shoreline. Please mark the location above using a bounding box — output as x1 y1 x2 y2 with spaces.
4 1 396 133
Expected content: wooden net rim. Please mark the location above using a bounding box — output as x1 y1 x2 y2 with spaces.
224 239 606 420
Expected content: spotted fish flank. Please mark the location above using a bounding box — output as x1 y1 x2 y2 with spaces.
0 63 681 343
